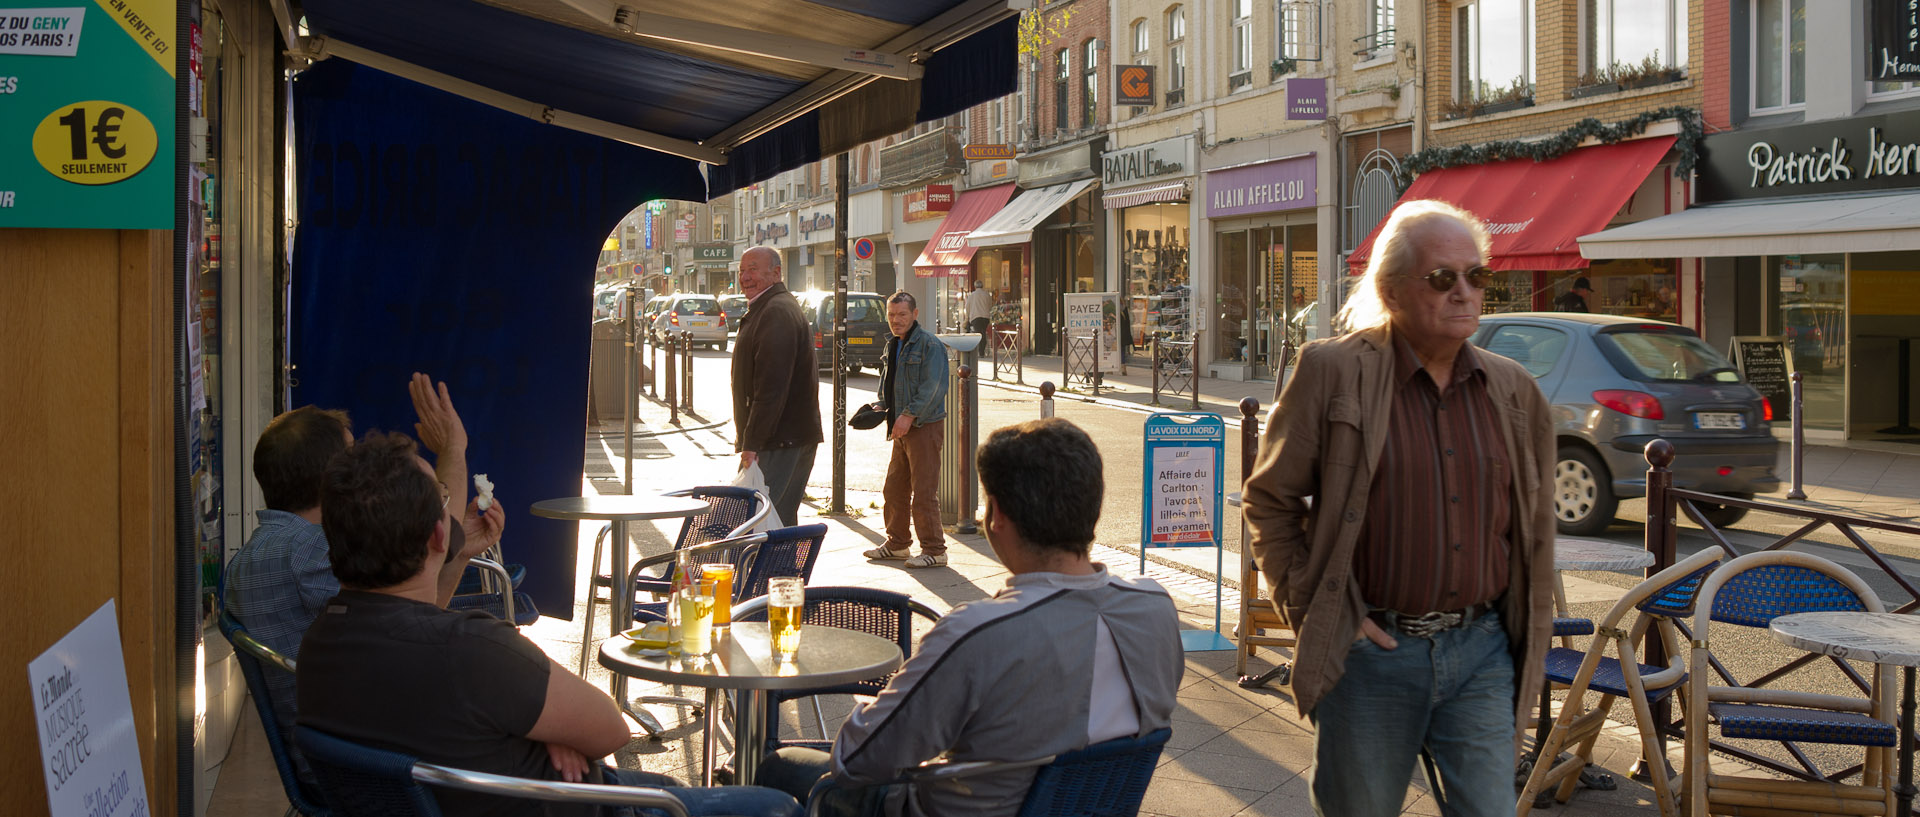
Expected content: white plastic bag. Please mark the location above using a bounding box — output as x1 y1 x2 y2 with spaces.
732 462 787 531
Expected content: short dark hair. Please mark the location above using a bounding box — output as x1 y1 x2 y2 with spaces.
976 419 1103 555
253 406 352 512
887 291 918 310
320 431 443 590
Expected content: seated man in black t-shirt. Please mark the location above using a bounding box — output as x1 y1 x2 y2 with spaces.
296 431 801 817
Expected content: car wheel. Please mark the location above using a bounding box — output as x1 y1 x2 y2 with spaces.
846 364 861 375
1554 446 1618 536
1695 493 1751 529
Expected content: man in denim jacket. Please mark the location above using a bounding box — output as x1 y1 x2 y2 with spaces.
865 291 950 568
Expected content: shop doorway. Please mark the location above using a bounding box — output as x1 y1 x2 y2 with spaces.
1215 222 1316 379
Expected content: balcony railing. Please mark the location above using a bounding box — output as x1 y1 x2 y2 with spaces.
1165 88 1186 108
1353 27 1394 60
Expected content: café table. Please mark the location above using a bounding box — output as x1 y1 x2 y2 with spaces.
600 622 903 787
1531 538 1656 796
531 494 708 723
1770 611 1920 817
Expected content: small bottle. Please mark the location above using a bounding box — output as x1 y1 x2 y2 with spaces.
665 551 692 653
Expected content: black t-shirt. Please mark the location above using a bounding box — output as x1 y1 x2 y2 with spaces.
296 590 568 817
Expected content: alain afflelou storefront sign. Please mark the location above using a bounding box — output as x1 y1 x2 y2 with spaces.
1699 108 1920 202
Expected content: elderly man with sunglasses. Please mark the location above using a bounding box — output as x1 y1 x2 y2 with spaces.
1243 200 1555 817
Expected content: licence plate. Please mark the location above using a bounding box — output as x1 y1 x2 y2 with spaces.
848 337 873 345
1694 412 1746 430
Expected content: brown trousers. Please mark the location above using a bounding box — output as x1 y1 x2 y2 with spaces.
882 419 945 555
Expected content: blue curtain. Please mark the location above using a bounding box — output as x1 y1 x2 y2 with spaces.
290 59 705 619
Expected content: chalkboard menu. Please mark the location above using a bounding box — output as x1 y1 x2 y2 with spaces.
1728 336 1794 423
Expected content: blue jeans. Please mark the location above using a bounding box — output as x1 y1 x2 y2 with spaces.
1307 610 1517 817
603 767 802 817
753 748 900 817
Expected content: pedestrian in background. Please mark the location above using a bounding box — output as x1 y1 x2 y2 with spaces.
1242 199 1556 817
966 279 993 349
1554 276 1592 312
730 246 822 527
865 292 950 568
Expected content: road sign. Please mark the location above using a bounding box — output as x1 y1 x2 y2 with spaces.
852 237 874 260
1142 412 1233 651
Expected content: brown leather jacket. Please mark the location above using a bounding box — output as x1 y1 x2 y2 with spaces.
730 284 822 452
1243 324 1555 749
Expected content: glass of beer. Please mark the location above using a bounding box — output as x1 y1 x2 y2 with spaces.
768 577 804 662
678 584 716 656
702 563 735 628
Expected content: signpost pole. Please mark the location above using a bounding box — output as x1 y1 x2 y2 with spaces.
833 152 850 515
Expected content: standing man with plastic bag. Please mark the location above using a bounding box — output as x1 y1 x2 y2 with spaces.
730 246 822 528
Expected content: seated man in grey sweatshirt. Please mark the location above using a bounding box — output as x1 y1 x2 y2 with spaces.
756 418 1184 817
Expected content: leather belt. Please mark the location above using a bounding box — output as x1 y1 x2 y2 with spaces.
1367 600 1498 639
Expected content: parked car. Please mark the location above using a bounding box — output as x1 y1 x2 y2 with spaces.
649 294 728 348
719 295 748 326
795 290 888 373
1471 313 1780 535
593 285 623 319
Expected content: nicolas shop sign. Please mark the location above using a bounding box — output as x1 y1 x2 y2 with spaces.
1699 109 1920 202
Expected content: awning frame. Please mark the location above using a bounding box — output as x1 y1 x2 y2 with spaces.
553 0 926 81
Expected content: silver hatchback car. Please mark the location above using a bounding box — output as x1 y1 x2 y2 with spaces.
1471 314 1780 535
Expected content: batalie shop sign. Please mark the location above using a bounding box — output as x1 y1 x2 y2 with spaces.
1103 134 1193 187
1868 0 1920 82
1699 108 1920 201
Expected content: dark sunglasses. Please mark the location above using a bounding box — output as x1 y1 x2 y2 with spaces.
1412 266 1496 292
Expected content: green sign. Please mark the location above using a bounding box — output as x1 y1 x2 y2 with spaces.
1 0 175 228
693 245 733 261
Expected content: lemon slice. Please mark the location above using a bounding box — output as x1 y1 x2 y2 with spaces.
621 622 673 649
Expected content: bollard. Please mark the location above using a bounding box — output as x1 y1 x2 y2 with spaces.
680 330 695 413
1039 381 1056 419
991 327 1000 382
1240 397 1259 479
1636 439 1678 782
1150 334 1162 406
956 365 977 534
1060 326 1070 389
1090 329 1102 397
665 331 680 426
1787 371 1807 500
1016 324 1024 385
647 325 659 397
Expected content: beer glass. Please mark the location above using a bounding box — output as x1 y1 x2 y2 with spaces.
702 563 735 628
768 577 804 662
678 584 716 655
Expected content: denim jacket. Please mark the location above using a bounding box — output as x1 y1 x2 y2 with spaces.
881 322 948 426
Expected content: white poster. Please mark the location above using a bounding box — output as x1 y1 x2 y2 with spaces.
1063 291 1123 372
1147 444 1217 545
29 600 151 817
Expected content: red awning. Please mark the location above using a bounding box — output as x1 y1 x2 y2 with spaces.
1347 136 1676 273
915 183 1018 277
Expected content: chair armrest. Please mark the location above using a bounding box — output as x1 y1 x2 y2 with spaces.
412 764 691 817
468 557 517 622
221 618 298 674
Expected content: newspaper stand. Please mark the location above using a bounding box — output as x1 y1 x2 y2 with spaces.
1142 413 1234 651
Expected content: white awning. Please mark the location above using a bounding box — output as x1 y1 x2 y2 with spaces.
1579 190 1920 258
965 179 1096 247
1102 180 1190 209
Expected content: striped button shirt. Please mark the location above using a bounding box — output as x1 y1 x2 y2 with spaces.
1353 336 1512 615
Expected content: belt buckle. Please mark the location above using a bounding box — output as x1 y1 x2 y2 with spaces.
1399 610 1460 638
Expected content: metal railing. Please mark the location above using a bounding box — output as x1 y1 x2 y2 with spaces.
1061 330 1103 396
1151 334 1199 409
1353 27 1395 58
1639 440 1920 784
992 327 1023 384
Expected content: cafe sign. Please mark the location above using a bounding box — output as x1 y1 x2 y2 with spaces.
1103 134 1193 187
1869 0 1920 82
692 245 732 261
1699 109 1920 202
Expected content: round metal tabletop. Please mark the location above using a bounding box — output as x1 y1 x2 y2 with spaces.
1554 538 1655 572
1771 612 1920 667
599 623 904 691
529 495 709 522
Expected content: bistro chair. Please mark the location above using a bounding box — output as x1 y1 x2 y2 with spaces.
215 611 333 817
1684 550 1896 817
803 726 1172 817
733 586 941 751
293 726 694 817
578 486 769 674
446 556 538 626
1518 549 1722 817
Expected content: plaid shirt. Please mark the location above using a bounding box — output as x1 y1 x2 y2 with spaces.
224 509 338 730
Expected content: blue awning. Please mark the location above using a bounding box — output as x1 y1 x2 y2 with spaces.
296 0 1017 198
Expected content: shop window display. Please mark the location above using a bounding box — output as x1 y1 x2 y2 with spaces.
1121 203 1191 350
1769 254 1846 431
1538 259 1677 320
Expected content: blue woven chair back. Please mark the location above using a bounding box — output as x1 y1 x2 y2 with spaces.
737 524 827 601
217 612 333 817
1017 727 1172 817
1711 563 1868 627
666 487 767 583
295 726 444 817
1635 560 1720 618
736 587 937 750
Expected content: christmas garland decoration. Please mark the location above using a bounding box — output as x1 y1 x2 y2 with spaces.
1395 106 1703 188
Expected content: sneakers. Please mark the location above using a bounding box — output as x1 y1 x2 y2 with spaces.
864 546 948 568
